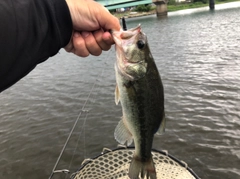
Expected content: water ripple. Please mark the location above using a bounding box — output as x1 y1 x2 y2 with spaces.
1 5 240 179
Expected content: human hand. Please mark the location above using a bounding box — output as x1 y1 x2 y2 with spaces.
65 0 120 57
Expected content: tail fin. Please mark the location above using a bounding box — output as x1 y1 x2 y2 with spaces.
128 156 156 179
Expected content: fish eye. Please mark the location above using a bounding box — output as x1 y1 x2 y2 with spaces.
137 40 145 49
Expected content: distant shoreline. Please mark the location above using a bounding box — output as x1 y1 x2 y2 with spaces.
116 11 156 19
112 1 240 19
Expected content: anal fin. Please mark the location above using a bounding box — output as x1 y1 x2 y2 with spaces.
114 118 133 146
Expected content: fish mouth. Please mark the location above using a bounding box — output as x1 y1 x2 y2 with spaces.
120 25 141 40
112 24 141 48
113 25 142 81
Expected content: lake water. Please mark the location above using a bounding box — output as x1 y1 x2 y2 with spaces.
0 3 240 179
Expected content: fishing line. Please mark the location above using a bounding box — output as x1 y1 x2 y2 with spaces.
48 49 114 179
66 51 112 175
64 101 89 179
48 102 89 179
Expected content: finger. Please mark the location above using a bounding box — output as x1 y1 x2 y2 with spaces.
72 32 89 57
64 38 74 52
82 31 102 56
102 31 115 45
64 31 74 52
93 29 112 51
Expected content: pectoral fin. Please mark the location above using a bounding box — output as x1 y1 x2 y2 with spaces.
114 118 133 146
115 84 120 105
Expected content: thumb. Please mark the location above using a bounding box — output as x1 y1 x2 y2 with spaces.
95 5 121 31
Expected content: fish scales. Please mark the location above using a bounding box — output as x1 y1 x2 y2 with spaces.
113 25 165 179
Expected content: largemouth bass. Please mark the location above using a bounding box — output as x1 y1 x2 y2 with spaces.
112 25 166 179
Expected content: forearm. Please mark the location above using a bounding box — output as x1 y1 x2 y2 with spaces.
0 0 72 92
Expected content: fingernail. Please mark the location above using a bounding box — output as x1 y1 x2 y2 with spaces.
74 32 80 37
81 31 90 38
